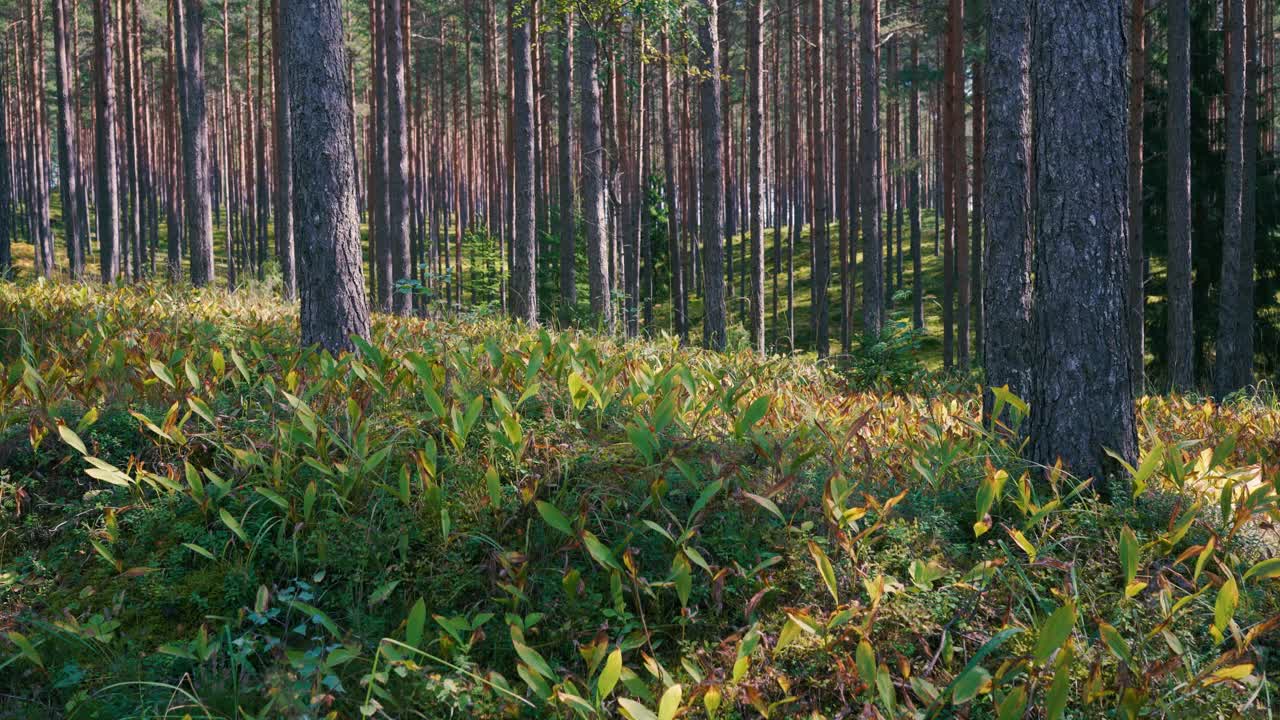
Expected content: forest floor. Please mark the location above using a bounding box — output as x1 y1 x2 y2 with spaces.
1 276 1279 718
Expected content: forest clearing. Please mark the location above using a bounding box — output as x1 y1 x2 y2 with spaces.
2 0 1280 717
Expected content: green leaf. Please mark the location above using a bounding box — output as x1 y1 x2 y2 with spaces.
581 531 623 572
485 465 502 507
807 541 839 604
742 491 784 522
511 633 555 680
149 359 176 388
657 684 682 720
856 640 876 684
996 685 1027 720
288 599 341 639
952 666 989 705
1119 526 1139 589
598 648 623 699
617 698 658 720
6 631 44 670
535 501 573 536
1243 557 1280 582
1214 575 1238 633
735 396 770 436
1033 602 1076 664
406 598 426 648
1098 622 1131 665
182 543 216 560
219 508 248 544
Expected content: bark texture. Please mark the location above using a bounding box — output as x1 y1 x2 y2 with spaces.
1166 0 1194 390
578 26 611 331
510 3 537 324
94 0 121 283
982 0 1033 419
180 0 216 286
699 0 727 351
859 0 883 338
282 0 372 353
1029 0 1137 493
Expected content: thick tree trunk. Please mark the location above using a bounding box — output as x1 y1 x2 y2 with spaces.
386 0 411 315
579 25 611 331
557 15 576 324
1029 0 1137 495
52 0 85 278
180 0 216 287
281 0 371 353
859 0 883 338
94 0 121 283
1214 0 1252 397
699 0 727 351
510 0 537 324
1166 0 1193 390
982 0 1033 419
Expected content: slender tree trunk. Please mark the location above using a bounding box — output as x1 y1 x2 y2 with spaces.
557 14 576 324
1215 0 1252 397
53 0 85 278
510 0 537 323
910 36 924 331
699 0 727 350
1166 0 1193 390
1029 0 1137 495
180 0 216 286
748 0 765 356
950 0 969 370
0 75 10 278
386 0 411 315
982 0 1033 419
579 24 611 331
282 0 371 352
26 0 53 278
859 0 883 338
94 0 120 282
1126 0 1145 391
662 32 686 342
810 0 830 356
272 0 296 298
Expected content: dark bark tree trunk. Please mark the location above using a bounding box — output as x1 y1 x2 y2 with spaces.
386 0 411 315
94 0 121 283
1166 0 1193 390
1029 0 1137 495
370 0 391 310
0 78 10 278
982 0 1033 420
26 0 54 278
1126 0 1145 390
281 0 371 353
950 0 969 370
699 0 727 351
810 0 829 357
579 24 611 331
748 0 765 356
557 14 576 324
510 0 537 323
661 31 686 342
859 0 883 338
1214 0 1252 397
180 0 216 286
53 0 85 278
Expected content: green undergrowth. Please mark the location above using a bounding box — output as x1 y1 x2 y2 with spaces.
1 281 1278 719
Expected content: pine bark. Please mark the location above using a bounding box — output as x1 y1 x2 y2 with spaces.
180 0 216 286
859 0 883 338
52 0 85 278
557 15 575 324
272 0 296 298
1029 0 1137 493
661 32 686 342
94 0 121 283
281 0 371 353
386 0 411 315
579 24 611 331
1214 0 1252 397
510 0 537 324
1126 0 1145 390
982 0 1033 419
748 0 765 356
1166 0 1193 389
699 0 727 351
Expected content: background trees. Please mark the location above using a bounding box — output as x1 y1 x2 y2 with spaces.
0 0 1278 478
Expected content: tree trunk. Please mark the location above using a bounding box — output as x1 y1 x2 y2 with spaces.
94 0 121 283
558 14 576 324
1126 0 1145 391
386 0 411 315
180 0 216 286
1214 0 1252 398
282 0 371 353
859 0 883 338
699 0 727 351
982 0 1033 420
272 0 296 298
662 32 686 342
748 0 765 356
579 24 611 331
910 37 924 331
949 0 969 370
1029 0 1137 495
1166 0 1193 390
52 0 85 278
510 0 537 323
